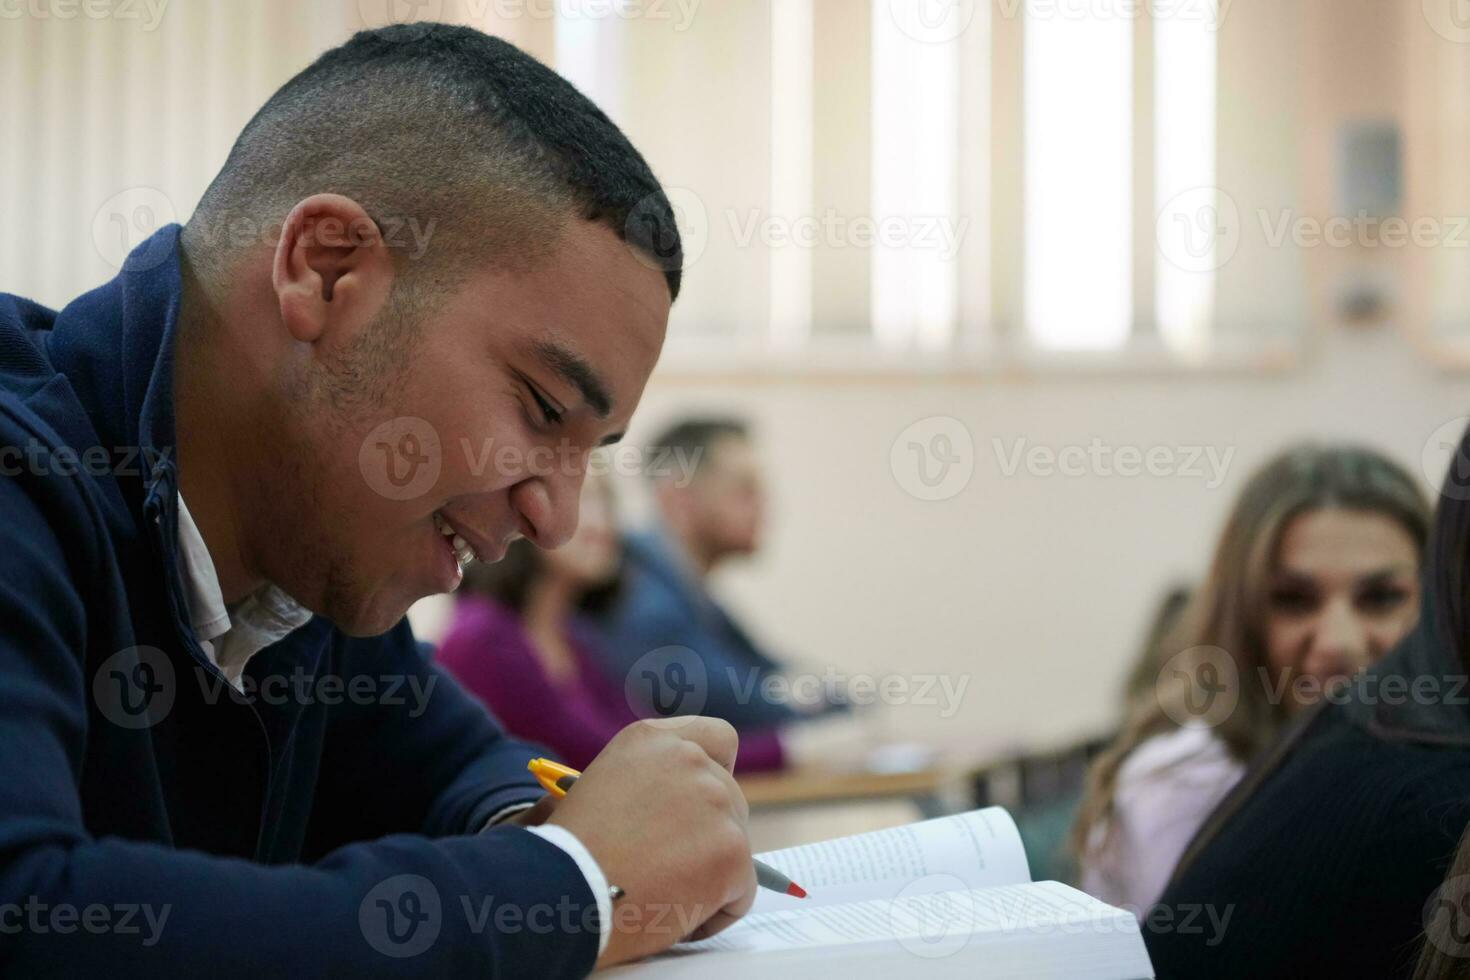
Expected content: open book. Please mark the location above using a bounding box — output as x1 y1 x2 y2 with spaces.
606 807 1153 979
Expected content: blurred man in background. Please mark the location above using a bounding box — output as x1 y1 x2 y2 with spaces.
594 418 842 745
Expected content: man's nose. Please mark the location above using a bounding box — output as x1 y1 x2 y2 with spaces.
510 469 586 550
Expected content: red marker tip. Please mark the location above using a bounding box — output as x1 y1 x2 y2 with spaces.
786 882 807 899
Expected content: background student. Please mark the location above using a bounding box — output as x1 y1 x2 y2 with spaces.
592 417 844 729
1072 444 1429 913
437 473 785 771
1146 422 1470 978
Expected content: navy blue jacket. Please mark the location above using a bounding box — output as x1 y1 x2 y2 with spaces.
592 531 804 729
0 227 598 977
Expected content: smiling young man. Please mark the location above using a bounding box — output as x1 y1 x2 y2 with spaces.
0 24 755 978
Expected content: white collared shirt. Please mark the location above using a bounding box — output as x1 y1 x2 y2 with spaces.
174 493 611 954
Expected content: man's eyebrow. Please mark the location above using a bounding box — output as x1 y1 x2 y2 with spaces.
531 339 613 419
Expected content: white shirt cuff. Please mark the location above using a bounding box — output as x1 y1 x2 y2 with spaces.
483 801 535 827
526 824 612 956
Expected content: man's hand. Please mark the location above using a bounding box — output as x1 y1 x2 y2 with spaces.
546 718 756 969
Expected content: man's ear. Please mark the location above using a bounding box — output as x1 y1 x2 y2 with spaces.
272 193 394 345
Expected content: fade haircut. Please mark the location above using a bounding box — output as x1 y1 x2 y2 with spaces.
182 23 682 306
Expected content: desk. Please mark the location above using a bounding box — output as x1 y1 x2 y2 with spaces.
738 766 969 819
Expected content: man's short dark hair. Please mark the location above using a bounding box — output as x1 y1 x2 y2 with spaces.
183 23 681 300
648 417 749 482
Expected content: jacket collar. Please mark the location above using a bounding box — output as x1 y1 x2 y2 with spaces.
46 224 185 519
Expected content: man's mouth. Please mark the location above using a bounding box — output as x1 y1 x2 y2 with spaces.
434 510 481 570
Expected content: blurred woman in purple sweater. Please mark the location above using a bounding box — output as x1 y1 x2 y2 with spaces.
437 474 785 772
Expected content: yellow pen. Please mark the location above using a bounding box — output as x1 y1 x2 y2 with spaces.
527 757 807 898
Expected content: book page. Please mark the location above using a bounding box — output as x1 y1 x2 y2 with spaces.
608 882 1152 980
750 807 1031 915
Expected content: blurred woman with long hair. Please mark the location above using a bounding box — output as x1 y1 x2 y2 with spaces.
1073 444 1430 913
1144 423 1470 978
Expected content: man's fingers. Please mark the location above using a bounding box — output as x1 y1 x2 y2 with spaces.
688 852 757 942
642 716 740 773
687 889 757 942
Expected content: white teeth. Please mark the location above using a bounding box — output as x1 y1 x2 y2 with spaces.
435 512 478 565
